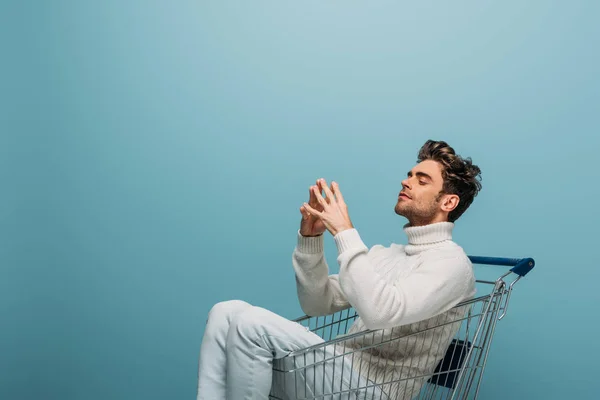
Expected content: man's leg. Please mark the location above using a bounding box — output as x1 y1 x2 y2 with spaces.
197 300 253 400
224 305 387 400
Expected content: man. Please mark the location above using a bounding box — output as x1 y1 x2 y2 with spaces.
197 140 482 400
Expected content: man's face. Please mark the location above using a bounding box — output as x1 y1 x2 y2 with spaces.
395 160 446 225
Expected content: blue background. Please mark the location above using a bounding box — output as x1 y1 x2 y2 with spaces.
1 1 598 399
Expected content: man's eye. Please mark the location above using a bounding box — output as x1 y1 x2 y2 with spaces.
419 181 427 185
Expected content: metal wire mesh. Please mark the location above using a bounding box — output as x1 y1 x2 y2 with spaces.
269 280 509 400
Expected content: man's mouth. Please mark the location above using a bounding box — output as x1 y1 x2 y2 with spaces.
399 192 411 199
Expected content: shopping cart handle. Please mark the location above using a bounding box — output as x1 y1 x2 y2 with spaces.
468 256 535 277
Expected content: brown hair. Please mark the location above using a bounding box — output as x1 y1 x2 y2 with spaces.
417 140 482 222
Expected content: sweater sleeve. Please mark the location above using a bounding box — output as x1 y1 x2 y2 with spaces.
292 230 351 316
333 228 472 330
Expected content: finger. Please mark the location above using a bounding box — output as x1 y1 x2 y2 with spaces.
303 202 322 217
312 184 327 205
312 186 329 208
331 181 346 207
315 180 330 205
308 185 317 205
319 179 336 205
300 206 310 220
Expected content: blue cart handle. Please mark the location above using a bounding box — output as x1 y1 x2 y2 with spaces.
468 256 535 277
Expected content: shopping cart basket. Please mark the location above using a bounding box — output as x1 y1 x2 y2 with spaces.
269 256 535 400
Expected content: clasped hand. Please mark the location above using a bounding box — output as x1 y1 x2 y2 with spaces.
302 178 354 237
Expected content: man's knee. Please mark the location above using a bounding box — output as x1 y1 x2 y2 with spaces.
228 306 280 337
207 300 252 323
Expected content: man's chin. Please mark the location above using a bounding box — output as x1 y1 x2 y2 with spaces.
394 205 408 217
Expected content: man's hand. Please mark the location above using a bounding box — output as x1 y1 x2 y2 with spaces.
299 179 330 237
302 179 354 236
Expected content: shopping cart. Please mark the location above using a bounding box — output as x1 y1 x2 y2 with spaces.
269 256 535 400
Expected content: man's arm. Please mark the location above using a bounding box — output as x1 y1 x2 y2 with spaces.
292 230 351 316
333 229 474 330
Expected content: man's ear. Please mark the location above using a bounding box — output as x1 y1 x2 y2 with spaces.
441 194 460 213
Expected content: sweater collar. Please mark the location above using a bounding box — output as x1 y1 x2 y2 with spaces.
402 221 454 253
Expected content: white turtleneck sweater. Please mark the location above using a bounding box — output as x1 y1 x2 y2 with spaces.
292 222 476 399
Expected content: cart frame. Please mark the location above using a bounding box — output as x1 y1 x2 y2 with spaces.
269 256 535 400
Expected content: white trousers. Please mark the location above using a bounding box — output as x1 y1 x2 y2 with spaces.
196 300 388 400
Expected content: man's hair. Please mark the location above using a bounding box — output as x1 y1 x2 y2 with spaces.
417 140 482 222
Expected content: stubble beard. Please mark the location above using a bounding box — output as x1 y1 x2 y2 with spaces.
395 197 440 227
